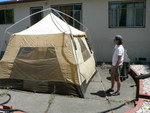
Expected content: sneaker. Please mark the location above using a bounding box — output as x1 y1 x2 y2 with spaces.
106 88 114 92
112 91 120 96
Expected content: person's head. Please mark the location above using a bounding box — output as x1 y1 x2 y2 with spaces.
113 35 123 45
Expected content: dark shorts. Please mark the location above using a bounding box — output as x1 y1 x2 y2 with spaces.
109 65 122 76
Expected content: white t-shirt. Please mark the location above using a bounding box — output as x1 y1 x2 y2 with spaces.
112 45 124 66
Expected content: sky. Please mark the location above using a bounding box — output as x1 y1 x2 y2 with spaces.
0 0 15 2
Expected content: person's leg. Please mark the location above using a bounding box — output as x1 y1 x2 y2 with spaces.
112 66 122 96
111 75 115 90
107 67 115 92
116 76 121 93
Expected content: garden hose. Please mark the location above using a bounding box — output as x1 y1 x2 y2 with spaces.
0 92 27 113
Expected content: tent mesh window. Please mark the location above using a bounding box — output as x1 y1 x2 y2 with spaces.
77 38 91 61
17 47 57 60
11 47 64 81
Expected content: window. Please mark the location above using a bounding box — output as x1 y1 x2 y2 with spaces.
51 4 82 30
30 7 43 25
0 9 14 24
77 38 91 61
109 1 146 28
13 47 63 81
17 47 57 60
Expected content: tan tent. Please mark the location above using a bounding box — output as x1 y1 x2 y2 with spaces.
0 13 96 97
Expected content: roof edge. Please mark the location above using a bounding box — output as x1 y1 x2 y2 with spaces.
0 0 45 5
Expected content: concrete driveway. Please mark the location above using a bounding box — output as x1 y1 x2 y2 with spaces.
0 66 136 113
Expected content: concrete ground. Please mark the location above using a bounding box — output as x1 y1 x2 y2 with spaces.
0 66 136 113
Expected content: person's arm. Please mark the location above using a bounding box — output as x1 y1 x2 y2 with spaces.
111 56 122 74
115 56 122 68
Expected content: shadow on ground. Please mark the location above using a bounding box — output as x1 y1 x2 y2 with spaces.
91 90 112 97
84 66 136 113
0 65 136 113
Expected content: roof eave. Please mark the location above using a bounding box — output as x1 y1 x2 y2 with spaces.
0 0 46 5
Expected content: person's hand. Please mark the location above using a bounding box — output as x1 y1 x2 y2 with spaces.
111 67 117 74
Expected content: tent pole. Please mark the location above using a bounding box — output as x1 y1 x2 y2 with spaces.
1 8 89 54
1 8 92 97
52 9 85 97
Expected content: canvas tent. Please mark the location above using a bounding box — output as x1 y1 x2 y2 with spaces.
0 12 96 97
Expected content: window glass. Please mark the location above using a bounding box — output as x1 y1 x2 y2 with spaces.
30 7 43 25
60 6 73 26
119 9 127 26
6 9 14 24
0 9 14 24
74 10 81 29
51 4 82 30
110 3 118 8
135 8 144 26
0 10 5 24
109 1 145 28
135 2 144 8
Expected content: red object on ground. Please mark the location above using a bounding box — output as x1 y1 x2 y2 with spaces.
125 98 149 113
0 104 25 113
0 104 12 109
125 67 150 113
130 67 150 97
13 111 25 113
3 104 13 109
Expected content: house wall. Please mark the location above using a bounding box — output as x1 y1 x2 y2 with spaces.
0 0 150 62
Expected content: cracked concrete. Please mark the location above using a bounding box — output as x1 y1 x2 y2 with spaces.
0 65 136 113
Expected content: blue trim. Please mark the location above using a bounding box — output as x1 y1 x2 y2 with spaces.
0 0 14 2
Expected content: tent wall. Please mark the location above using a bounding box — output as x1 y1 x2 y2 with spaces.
74 36 96 84
0 30 96 97
0 34 80 85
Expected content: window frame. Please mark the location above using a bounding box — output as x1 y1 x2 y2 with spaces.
30 6 43 26
0 9 14 25
108 1 146 28
51 3 83 30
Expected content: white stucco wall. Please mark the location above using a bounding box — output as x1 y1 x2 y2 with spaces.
82 0 150 62
0 0 150 62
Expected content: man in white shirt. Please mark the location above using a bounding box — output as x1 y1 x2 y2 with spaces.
108 35 124 96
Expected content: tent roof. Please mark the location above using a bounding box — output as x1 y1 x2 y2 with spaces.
16 12 85 36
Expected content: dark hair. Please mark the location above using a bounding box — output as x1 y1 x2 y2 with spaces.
117 39 123 45
114 35 123 45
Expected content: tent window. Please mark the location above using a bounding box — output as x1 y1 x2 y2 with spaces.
12 47 64 81
77 38 90 61
17 47 56 60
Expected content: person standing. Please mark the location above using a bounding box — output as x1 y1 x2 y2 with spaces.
108 35 124 96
